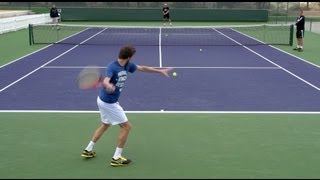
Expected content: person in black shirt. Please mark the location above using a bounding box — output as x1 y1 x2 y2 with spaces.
50 4 60 29
293 9 305 52
162 3 172 26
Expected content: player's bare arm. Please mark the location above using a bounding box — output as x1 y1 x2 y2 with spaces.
102 76 116 93
137 65 173 77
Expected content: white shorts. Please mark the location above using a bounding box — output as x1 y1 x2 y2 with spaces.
52 17 59 24
97 96 128 125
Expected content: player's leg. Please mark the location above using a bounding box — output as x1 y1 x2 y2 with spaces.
110 121 132 167
111 121 131 160
51 18 55 29
167 15 172 26
293 30 301 50
296 29 303 52
81 123 110 158
298 30 304 51
109 103 132 166
164 14 170 26
110 120 131 166
81 97 112 158
116 121 131 149
54 17 60 30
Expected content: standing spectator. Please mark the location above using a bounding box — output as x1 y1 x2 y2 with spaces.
293 9 305 52
162 3 172 26
50 4 60 29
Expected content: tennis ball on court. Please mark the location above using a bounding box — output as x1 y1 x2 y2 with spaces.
200 48 202 51
173 72 177 77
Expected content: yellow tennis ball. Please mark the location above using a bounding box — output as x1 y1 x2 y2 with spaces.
173 72 177 77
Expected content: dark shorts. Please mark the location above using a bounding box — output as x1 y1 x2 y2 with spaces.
296 29 304 38
163 14 170 19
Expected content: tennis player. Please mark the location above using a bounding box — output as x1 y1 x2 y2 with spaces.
163 3 172 26
293 9 305 52
81 45 173 167
50 4 60 30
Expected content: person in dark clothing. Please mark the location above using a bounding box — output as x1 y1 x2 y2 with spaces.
293 9 305 52
50 4 60 29
162 3 172 26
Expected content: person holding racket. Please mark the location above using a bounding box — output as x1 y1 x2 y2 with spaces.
163 3 172 26
81 45 173 167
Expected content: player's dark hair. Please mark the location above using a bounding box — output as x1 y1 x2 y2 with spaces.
119 45 136 59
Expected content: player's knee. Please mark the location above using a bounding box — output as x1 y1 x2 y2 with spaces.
120 121 131 131
126 122 132 131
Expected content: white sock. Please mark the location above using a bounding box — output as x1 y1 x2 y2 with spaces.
113 147 123 159
85 141 95 151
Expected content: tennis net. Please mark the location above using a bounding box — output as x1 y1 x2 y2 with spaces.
29 23 294 46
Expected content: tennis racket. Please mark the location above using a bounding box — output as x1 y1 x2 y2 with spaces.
76 65 103 90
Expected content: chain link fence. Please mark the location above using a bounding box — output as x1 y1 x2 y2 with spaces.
1 2 320 33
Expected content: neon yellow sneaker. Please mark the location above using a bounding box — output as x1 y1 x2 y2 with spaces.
81 149 96 158
110 156 132 167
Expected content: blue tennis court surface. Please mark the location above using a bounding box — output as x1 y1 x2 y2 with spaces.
1 25 320 112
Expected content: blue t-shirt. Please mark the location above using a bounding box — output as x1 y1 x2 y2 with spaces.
99 60 137 103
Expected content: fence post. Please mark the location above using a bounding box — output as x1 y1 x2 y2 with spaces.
28 24 33 45
285 2 289 24
275 2 279 24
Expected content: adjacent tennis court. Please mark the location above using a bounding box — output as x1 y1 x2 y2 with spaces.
1 3 320 178
1 24 320 112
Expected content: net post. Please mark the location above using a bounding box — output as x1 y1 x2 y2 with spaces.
289 24 294 46
28 24 33 45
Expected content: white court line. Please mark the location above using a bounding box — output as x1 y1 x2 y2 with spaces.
43 66 108 69
232 28 320 69
0 110 320 114
159 27 162 68
43 66 281 69
161 67 280 69
0 27 90 69
213 28 320 91
0 45 54 69
0 28 108 93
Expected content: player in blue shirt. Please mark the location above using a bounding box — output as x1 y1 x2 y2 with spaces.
81 45 173 167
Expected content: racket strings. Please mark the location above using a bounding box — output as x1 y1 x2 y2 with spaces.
77 68 102 89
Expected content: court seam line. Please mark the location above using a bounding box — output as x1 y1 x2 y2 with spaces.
213 28 320 91
42 66 281 69
233 28 320 69
159 27 162 68
0 28 108 93
0 27 90 69
1 110 320 114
